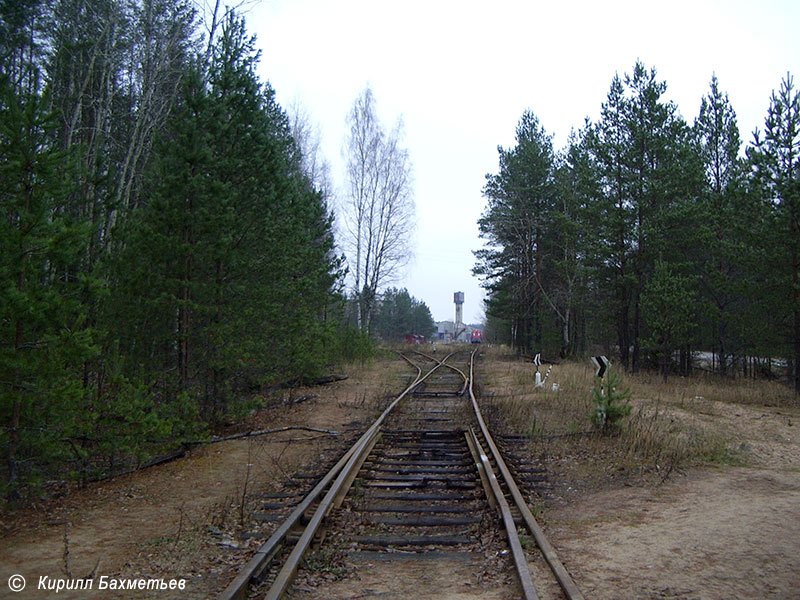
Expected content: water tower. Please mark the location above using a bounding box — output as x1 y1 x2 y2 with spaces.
454 291 464 331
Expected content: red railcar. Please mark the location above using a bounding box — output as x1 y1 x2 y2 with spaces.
404 334 425 344
471 329 483 343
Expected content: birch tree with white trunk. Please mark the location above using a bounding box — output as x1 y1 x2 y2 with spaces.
342 86 414 332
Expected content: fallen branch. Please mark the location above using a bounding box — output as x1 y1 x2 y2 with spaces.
283 393 317 406
261 434 332 443
310 375 348 385
184 426 339 446
524 430 595 441
140 448 186 468
81 448 187 483
263 374 348 392
54 427 339 489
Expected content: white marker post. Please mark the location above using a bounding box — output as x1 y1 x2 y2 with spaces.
542 365 552 385
534 354 550 389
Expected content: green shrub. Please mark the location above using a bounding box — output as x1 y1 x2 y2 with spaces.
332 325 375 364
590 370 632 433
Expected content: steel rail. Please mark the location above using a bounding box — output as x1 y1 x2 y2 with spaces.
413 349 469 396
258 354 455 600
220 349 578 600
468 350 585 600
217 440 359 600
217 354 430 600
264 427 380 600
468 426 539 600
464 430 496 511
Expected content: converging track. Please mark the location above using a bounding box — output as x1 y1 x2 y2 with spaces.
218 348 584 600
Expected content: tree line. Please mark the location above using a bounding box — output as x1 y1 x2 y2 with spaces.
475 62 800 390
372 288 435 341
0 1 371 500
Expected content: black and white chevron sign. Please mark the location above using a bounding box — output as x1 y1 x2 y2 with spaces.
591 355 609 378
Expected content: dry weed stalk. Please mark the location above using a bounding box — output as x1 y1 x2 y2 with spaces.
62 521 72 578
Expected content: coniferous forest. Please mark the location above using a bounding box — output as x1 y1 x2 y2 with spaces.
1 0 798 504
0 2 367 500
475 63 800 389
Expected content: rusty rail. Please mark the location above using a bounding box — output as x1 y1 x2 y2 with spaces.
218 353 451 600
469 426 539 599
220 348 584 600
468 350 585 600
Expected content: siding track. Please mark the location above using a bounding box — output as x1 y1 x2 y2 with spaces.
218 348 583 600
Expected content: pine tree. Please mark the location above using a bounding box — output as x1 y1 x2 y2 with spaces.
749 73 800 392
551 127 595 356
114 13 341 421
642 262 696 381
373 288 435 340
587 73 636 368
588 62 702 372
624 62 684 372
693 75 748 375
0 75 96 497
475 110 556 355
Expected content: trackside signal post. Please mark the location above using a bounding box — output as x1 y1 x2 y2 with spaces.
589 355 631 430
591 355 609 379
533 353 553 389
591 355 610 396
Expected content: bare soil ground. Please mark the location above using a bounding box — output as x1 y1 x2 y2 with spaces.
544 395 800 600
2 349 799 600
0 357 403 599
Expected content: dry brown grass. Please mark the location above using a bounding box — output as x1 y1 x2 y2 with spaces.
477 345 795 484
479 349 596 436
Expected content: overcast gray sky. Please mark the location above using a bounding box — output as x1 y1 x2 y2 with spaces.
250 0 800 323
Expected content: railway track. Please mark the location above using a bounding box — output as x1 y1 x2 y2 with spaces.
218 348 583 600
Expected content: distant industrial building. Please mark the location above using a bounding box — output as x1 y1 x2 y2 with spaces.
434 320 481 343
